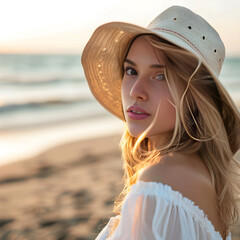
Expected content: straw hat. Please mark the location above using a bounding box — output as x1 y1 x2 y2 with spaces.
81 5 226 121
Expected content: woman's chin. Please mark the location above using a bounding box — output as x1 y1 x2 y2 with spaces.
127 127 150 138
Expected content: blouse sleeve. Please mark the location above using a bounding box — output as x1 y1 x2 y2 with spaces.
95 215 121 240
109 181 226 240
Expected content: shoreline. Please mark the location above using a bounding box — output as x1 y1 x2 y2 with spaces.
0 116 124 167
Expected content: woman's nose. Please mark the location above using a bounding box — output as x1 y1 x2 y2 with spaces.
130 76 148 101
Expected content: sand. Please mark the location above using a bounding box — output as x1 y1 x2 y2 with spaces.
0 134 123 240
0 133 240 240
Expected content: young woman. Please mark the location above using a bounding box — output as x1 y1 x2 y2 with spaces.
81 5 240 240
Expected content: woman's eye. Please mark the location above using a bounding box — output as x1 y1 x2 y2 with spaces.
155 74 165 81
125 67 137 76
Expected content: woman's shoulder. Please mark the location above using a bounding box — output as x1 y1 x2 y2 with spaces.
137 151 216 218
137 151 225 238
138 151 211 186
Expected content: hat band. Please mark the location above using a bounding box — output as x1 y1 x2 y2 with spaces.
151 27 209 64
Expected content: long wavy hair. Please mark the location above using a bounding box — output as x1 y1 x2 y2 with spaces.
108 34 240 238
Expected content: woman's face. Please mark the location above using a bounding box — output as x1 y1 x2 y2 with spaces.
121 35 176 146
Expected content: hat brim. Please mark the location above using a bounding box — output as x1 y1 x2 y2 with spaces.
81 22 235 121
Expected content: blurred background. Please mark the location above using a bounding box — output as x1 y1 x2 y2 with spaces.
0 0 239 239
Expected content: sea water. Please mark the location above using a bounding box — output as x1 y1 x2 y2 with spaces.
0 54 239 165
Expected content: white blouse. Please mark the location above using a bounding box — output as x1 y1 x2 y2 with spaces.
95 181 232 240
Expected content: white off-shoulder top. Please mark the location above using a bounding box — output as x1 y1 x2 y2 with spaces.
95 181 232 240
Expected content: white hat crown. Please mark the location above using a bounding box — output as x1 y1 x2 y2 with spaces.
147 6 225 76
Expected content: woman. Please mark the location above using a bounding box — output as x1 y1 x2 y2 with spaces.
81 5 240 240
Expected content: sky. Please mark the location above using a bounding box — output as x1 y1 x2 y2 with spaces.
0 0 239 56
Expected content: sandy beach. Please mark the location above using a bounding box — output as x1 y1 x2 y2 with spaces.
0 134 124 240
0 133 240 240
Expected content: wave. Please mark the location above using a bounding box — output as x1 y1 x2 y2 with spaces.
0 72 85 84
0 100 109 131
0 99 86 113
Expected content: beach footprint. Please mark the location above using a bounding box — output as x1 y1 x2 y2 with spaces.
72 189 93 209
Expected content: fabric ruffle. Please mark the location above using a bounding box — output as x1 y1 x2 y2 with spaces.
124 180 231 240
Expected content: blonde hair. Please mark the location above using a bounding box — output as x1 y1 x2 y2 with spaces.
108 35 240 238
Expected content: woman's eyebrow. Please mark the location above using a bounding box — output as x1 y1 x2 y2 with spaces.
124 59 165 68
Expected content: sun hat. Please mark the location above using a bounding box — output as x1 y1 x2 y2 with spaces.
81 5 227 121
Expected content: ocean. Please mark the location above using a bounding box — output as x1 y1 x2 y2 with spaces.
0 54 239 165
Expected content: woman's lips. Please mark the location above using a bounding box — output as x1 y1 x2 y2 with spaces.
126 106 150 120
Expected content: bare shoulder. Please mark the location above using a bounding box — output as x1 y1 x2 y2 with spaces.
137 152 215 209
137 152 225 237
